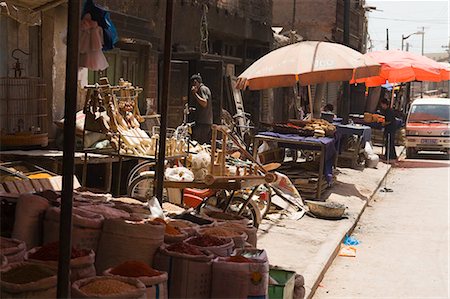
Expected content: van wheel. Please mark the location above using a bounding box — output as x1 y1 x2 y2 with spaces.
406 147 416 159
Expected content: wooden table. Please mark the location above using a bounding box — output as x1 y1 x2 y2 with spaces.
253 132 337 200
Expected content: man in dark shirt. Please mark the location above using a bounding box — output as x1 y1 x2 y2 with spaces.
380 98 397 161
190 74 213 144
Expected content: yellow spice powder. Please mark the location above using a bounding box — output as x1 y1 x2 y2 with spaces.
80 279 135 296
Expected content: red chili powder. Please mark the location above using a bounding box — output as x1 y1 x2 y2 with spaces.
110 261 161 277
166 242 205 256
186 235 227 247
28 242 89 261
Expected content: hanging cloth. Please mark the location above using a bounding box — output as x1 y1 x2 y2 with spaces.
82 0 118 51
79 13 109 71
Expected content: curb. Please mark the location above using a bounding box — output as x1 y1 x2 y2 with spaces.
305 162 394 299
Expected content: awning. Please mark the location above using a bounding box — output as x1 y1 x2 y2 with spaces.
0 0 66 25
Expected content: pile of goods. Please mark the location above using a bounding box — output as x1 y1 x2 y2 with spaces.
27 242 90 261
80 279 135 295
83 78 187 157
165 242 206 256
1 263 54 284
272 119 336 138
109 261 162 277
364 112 385 124
185 235 229 247
72 276 146 298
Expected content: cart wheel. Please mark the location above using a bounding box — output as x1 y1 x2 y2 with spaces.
127 172 167 202
226 195 261 228
238 185 272 219
126 161 156 187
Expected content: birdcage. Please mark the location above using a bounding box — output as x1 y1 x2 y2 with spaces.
0 77 48 148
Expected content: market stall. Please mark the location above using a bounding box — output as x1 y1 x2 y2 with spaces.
253 131 338 200
334 123 372 169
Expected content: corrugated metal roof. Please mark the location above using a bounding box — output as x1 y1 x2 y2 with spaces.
7 0 66 11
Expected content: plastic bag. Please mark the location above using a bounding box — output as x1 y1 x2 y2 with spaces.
165 167 194 182
148 197 164 219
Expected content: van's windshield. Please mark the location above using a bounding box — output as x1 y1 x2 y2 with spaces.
408 104 450 123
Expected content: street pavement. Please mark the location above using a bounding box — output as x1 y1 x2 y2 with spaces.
258 146 397 298
313 154 449 298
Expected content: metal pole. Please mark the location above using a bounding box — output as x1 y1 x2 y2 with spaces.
401 34 404 51
386 28 389 50
57 0 80 297
342 0 350 123
155 0 174 205
420 26 425 98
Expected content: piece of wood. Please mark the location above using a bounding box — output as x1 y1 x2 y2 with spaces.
221 133 227 175
308 85 313 115
30 179 44 192
4 181 19 193
262 162 281 172
210 125 217 174
217 126 267 174
13 181 28 194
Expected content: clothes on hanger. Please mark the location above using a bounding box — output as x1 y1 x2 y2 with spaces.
79 13 109 71
82 0 118 51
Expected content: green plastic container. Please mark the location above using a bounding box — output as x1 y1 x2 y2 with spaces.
268 268 296 299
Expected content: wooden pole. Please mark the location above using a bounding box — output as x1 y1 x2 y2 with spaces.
307 85 313 117
57 0 80 297
155 0 174 204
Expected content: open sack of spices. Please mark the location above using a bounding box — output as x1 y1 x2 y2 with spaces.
153 243 214 298
104 260 168 299
184 235 234 257
24 242 96 283
211 253 269 298
197 226 248 248
72 276 146 299
0 262 57 299
151 218 189 244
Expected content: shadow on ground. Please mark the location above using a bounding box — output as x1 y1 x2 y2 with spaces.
322 180 368 201
395 159 450 169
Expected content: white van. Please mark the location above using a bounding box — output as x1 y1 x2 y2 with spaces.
405 98 450 158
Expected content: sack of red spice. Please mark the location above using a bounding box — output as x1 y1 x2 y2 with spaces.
184 235 234 257
25 242 96 283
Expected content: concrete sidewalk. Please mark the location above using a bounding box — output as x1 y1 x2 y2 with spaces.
258 146 402 299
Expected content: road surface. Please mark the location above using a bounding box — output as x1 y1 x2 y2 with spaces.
314 155 450 298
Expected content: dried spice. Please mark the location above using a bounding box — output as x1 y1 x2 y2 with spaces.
206 211 243 221
186 235 228 247
201 227 242 238
28 242 89 261
225 256 253 263
166 242 205 256
151 218 182 235
1 264 54 284
110 261 161 278
80 279 135 296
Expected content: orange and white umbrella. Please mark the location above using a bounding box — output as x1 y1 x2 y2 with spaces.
236 41 381 90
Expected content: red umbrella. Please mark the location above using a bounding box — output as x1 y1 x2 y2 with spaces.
352 50 448 87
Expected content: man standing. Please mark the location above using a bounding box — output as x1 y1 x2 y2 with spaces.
190 74 213 144
380 98 397 161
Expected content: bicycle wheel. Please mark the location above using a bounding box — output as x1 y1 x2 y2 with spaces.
226 195 261 228
127 172 166 202
236 185 272 219
127 161 156 188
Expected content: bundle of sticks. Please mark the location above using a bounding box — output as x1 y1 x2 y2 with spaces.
84 77 151 156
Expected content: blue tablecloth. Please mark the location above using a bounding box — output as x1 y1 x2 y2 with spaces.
257 132 338 184
335 124 372 145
